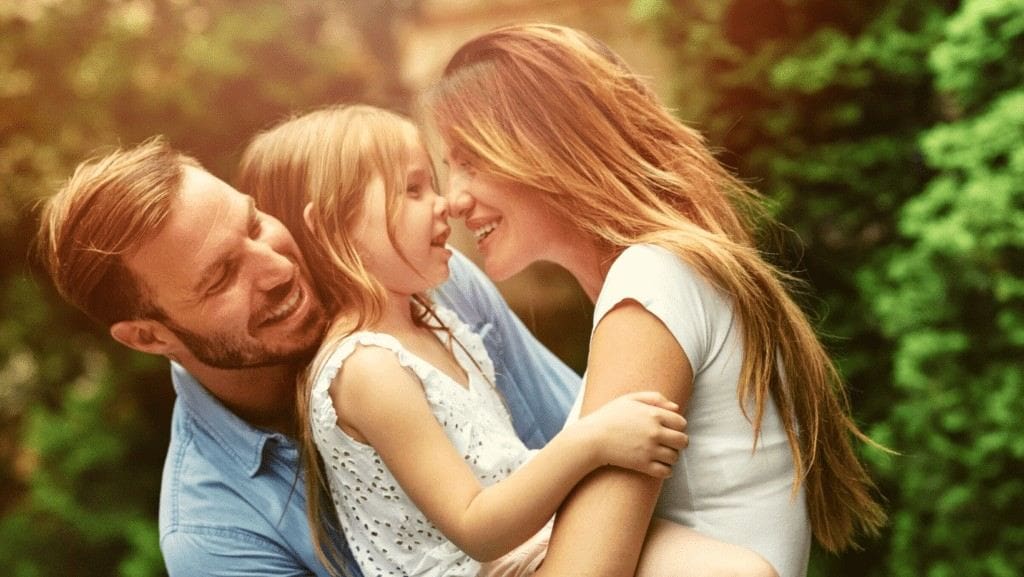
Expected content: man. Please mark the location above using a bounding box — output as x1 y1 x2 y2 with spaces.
36 137 579 576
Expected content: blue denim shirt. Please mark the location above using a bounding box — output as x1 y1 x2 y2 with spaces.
159 250 580 576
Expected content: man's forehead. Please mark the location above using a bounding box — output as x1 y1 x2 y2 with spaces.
127 168 249 294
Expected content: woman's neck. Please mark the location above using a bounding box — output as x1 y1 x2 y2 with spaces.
552 238 616 303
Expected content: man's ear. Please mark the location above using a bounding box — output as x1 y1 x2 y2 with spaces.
110 319 175 356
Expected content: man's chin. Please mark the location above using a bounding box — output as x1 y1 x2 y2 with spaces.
176 337 316 371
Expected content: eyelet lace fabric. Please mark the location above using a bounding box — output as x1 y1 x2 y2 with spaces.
309 305 535 577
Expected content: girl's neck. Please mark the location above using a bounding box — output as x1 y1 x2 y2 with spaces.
359 289 471 389
372 291 421 334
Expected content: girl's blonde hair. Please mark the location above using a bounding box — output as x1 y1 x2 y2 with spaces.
237 104 437 574
422 23 886 552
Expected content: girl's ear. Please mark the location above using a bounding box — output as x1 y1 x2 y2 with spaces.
303 202 316 234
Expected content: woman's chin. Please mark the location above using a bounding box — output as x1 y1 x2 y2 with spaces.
482 257 523 283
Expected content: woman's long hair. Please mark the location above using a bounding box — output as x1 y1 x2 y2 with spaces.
422 23 886 552
237 104 439 575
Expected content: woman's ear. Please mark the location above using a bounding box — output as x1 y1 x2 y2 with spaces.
303 202 316 234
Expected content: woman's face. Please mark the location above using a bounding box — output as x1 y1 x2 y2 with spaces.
444 153 571 281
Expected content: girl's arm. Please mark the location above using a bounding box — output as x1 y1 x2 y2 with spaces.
333 344 686 562
537 300 694 577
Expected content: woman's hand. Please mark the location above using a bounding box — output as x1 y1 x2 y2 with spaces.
573 391 688 478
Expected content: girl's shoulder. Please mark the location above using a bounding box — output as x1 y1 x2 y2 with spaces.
309 330 408 398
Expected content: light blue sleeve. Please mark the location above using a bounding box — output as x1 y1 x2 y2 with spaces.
161 529 319 577
162 527 362 577
433 249 581 448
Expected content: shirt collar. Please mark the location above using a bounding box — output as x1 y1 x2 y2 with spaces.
170 361 289 477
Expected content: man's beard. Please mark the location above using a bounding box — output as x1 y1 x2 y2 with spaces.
162 314 324 370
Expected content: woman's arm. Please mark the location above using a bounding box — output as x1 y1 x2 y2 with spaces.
334 345 685 562
538 300 694 577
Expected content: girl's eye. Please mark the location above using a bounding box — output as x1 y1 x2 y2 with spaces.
406 183 422 198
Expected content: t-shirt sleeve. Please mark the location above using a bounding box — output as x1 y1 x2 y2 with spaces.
593 245 717 375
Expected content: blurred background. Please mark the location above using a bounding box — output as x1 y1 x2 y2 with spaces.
1 0 1022 576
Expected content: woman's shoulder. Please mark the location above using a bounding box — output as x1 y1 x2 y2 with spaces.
595 244 732 372
603 243 708 297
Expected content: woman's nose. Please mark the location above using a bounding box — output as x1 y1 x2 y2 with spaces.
445 176 474 218
435 194 450 219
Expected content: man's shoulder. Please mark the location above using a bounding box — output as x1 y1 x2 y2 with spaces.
159 410 316 572
160 406 247 525
434 248 497 319
159 404 293 531
440 247 484 292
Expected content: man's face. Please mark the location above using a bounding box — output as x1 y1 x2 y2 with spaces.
127 166 327 369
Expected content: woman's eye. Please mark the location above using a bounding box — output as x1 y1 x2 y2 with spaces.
406 183 422 198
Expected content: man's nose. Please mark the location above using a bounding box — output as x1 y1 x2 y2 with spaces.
250 243 293 293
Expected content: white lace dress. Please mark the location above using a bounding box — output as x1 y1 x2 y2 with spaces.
309 306 537 577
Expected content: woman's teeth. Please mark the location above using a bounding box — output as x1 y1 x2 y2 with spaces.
473 221 497 241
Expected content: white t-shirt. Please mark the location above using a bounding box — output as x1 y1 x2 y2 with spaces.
576 244 811 577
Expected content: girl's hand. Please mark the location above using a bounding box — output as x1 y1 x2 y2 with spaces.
575 391 688 478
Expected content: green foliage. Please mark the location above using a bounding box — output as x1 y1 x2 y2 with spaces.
0 271 168 577
0 1 394 575
860 0 1024 573
6 0 1023 574
640 0 1024 575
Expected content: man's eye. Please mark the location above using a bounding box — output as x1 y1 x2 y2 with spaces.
206 263 236 295
207 273 229 295
249 218 263 238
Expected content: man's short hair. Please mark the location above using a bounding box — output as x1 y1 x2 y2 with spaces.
36 137 201 326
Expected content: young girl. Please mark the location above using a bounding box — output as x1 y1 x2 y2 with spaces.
421 23 888 577
237 105 775 577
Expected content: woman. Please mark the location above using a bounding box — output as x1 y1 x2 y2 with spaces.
420 23 886 577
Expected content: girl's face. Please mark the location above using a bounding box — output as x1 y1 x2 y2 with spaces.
444 152 572 281
352 128 452 296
